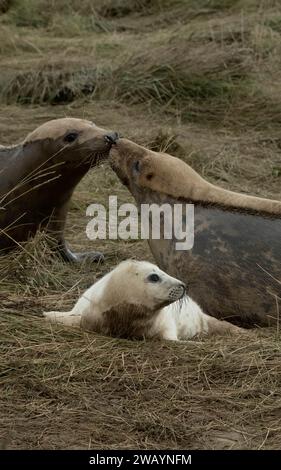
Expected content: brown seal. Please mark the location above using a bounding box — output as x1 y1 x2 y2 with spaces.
0 118 119 262
109 139 281 327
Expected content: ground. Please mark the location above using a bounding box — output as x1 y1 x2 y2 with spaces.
0 0 281 450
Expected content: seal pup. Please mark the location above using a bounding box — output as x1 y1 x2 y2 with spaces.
0 118 119 262
44 260 243 340
109 139 281 327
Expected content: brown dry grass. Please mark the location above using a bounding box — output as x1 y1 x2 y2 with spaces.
0 0 281 450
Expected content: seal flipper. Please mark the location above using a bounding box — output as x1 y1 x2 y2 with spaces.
44 310 81 327
57 240 104 264
46 203 104 264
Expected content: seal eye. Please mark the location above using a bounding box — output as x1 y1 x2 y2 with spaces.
147 273 161 283
64 132 79 143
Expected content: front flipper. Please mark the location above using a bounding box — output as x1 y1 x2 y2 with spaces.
45 203 104 264
57 241 104 264
44 310 81 327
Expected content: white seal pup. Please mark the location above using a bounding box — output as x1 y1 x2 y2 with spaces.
44 260 243 340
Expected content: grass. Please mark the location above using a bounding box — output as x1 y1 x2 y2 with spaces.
0 41 259 123
0 67 99 105
0 0 281 450
1 5 281 127
2 311 281 450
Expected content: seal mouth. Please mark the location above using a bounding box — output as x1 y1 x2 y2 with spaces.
104 132 120 145
80 148 110 169
109 160 130 187
168 284 186 301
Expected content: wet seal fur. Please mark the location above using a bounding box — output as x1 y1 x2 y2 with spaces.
0 118 117 262
109 139 281 327
44 259 243 340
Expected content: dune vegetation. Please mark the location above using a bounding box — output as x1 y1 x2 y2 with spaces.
0 0 281 449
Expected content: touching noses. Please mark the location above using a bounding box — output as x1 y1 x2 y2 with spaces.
104 131 119 144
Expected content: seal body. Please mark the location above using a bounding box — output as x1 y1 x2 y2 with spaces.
0 118 118 262
109 139 281 327
44 259 242 340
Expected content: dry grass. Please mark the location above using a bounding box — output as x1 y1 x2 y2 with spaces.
1 0 281 450
2 311 281 450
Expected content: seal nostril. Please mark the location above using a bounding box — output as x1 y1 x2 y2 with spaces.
105 132 119 145
180 282 187 292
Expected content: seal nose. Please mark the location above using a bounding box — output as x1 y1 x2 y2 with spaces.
105 131 119 145
168 282 187 301
178 282 187 298
180 282 187 294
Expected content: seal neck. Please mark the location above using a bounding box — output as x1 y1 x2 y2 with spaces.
0 144 22 160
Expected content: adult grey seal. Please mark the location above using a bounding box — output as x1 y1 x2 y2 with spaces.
109 139 281 327
0 118 119 262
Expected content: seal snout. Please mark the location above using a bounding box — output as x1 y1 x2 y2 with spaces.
168 282 187 301
104 131 119 145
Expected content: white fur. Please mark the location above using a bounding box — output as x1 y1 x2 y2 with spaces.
152 298 209 341
44 270 111 327
44 260 242 340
